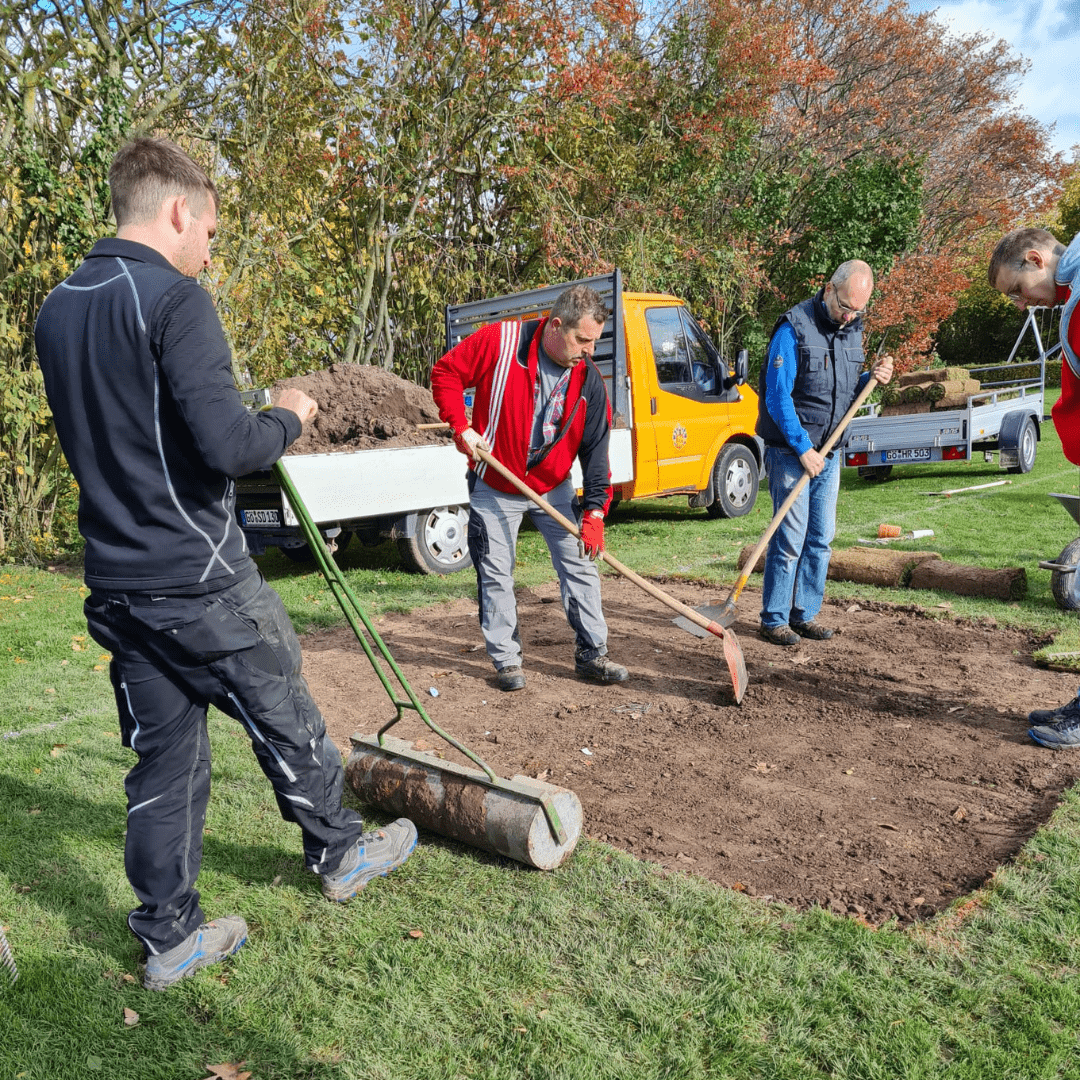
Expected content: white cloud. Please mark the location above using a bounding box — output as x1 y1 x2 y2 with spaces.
907 0 1080 156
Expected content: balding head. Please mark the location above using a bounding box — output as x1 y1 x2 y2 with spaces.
825 260 874 325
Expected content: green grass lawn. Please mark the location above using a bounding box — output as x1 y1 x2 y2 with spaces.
3 397 1080 1079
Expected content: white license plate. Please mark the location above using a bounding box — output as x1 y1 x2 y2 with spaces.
884 448 932 463
241 508 281 526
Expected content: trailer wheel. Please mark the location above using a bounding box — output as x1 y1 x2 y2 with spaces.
1051 537 1080 611
857 464 893 482
705 443 759 519
1006 416 1038 474
397 506 473 575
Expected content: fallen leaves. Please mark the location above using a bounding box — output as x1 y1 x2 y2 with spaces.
202 1064 252 1080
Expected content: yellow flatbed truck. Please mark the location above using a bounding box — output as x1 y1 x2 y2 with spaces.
237 270 764 572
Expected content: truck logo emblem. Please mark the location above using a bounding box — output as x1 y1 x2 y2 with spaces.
672 424 688 449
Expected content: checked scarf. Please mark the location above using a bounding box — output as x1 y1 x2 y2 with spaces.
528 363 573 467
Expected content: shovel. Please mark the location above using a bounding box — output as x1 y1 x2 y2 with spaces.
695 374 881 631
474 446 748 704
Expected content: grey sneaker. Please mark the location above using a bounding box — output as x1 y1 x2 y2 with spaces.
143 916 247 991
321 818 418 902
575 656 629 683
1029 713 1080 749
1027 696 1080 725
496 665 526 692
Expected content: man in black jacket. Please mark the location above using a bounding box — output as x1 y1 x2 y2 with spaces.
34 137 416 990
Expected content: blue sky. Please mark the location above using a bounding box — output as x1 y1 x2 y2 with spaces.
905 0 1080 158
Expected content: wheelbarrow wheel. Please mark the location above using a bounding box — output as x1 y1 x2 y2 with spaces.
1051 537 1080 610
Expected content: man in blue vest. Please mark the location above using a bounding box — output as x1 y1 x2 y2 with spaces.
755 260 893 646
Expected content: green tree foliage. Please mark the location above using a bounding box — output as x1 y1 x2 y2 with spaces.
0 0 1064 558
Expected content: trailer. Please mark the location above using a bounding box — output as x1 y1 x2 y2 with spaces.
843 307 1059 480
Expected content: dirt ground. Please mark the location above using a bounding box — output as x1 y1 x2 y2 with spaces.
273 364 452 453
301 578 1080 927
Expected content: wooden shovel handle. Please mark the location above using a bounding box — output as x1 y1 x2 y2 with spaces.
473 448 726 635
726 375 879 606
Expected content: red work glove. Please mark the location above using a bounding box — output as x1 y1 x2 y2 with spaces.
579 511 605 560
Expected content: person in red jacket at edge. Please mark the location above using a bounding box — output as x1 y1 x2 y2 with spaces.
990 226 1080 748
431 284 629 693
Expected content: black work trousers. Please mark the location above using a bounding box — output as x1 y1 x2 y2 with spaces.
85 571 364 956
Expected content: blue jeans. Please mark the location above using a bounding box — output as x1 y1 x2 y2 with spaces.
759 446 841 629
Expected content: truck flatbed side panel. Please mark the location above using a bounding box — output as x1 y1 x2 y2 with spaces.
278 445 471 525
571 428 633 490
275 429 635 525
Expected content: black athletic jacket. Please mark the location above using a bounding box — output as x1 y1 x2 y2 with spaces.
34 238 300 592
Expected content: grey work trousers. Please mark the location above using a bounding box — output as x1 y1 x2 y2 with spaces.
84 571 365 955
466 473 609 671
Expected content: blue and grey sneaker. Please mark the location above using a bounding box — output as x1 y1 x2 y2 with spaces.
321 818 418 902
1028 705 1080 750
1027 695 1080 725
143 915 247 991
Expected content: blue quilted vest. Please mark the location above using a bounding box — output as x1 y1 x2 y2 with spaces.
756 290 865 449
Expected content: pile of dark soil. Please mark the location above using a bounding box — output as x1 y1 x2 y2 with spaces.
273 364 451 454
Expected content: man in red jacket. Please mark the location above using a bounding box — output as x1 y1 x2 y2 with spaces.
431 284 629 692
990 226 1080 748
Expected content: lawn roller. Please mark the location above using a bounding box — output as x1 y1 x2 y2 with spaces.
272 459 581 870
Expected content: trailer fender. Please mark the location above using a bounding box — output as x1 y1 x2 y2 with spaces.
998 409 1040 474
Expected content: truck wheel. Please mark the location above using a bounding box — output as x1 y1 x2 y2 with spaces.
1006 416 1038 474
705 443 759 519
397 506 472 575
857 464 893 482
1051 538 1080 611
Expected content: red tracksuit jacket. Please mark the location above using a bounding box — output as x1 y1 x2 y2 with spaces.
431 317 613 513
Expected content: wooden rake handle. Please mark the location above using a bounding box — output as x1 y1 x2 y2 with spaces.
473 447 730 638
726 375 880 607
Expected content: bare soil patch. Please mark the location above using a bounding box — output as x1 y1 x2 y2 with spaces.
273 364 451 453
300 577 1080 926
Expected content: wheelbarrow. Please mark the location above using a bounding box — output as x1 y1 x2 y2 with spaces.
1039 490 1080 610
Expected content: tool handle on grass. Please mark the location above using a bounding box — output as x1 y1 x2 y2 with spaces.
474 448 724 635
726 376 879 606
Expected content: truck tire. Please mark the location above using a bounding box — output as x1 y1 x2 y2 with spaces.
1004 415 1038 474
1051 537 1080 611
397 506 472 575
705 443 759 519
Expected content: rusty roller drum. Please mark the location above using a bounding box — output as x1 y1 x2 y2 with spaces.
345 734 583 870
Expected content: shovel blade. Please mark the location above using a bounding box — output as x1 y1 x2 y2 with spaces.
672 604 737 638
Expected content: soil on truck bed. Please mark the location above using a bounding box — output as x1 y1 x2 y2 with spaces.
298 577 1080 927
273 364 452 454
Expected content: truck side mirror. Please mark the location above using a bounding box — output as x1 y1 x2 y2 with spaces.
735 349 748 386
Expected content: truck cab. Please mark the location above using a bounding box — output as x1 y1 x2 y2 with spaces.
446 270 763 521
